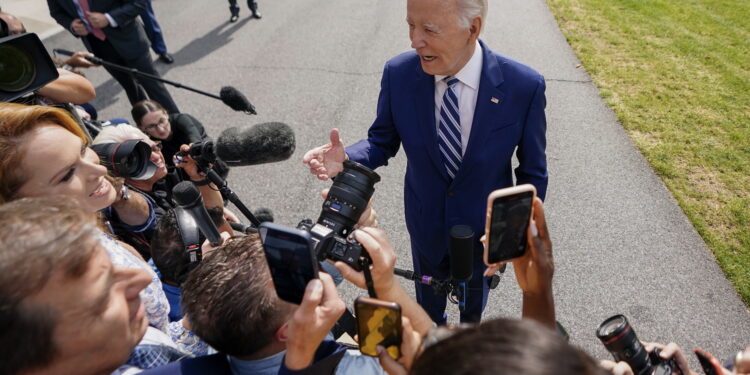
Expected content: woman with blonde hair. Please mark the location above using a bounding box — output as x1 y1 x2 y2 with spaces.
0 103 207 358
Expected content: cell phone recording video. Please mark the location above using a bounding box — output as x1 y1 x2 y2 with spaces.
484 184 536 265
354 297 402 359
259 222 319 305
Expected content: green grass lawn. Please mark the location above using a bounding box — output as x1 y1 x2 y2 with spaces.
545 0 750 303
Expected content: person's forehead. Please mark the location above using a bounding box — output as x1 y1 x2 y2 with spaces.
407 0 460 23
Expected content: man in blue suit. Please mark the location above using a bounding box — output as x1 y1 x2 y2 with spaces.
303 0 547 323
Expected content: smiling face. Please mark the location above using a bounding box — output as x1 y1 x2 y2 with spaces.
17 124 117 212
139 110 172 140
29 244 152 375
407 0 481 76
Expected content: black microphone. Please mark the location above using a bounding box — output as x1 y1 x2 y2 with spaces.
215 122 295 167
254 207 274 223
220 86 257 115
449 225 474 283
172 181 223 246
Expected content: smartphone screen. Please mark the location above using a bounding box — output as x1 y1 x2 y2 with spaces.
487 190 534 263
259 223 318 305
355 297 402 359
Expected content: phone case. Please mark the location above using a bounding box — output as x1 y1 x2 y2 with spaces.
483 184 536 266
259 222 319 305
694 348 724 375
354 297 402 359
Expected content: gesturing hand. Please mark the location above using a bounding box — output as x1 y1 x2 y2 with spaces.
302 129 347 180
284 273 346 370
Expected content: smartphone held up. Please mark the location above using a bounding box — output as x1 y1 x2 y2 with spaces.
355 297 402 360
259 222 319 305
483 184 536 265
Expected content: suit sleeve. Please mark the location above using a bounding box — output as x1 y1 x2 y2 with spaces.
345 62 402 171
107 0 146 26
514 75 549 200
173 113 208 144
47 0 76 33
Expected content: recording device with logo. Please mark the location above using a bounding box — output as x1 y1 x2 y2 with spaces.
597 315 677 375
483 184 536 265
354 297 402 360
297 160 381 272
0 33 59 103
91 140 158 180
259 222 319 305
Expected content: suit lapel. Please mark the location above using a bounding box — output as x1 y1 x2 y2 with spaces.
453 40 505 184
413 66 451 182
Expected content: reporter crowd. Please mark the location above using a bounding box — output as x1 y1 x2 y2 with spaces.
1 3 748 375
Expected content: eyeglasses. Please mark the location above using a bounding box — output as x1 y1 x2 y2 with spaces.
143 116 168 132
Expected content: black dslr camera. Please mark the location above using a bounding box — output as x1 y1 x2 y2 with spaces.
597 315 677 375
297 160 381 271
91 140 157 180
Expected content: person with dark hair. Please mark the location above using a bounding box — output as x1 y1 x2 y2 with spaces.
228 0 261 23
151 206 226 322
131 99 232 187
378 318 607 375
46 0 180 113
143 234 386 375
0 197 153 375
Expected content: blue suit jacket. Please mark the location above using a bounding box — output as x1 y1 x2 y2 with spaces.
346 40 548 266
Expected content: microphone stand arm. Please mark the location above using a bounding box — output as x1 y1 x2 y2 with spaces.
203 167 261 227
55 50 222 100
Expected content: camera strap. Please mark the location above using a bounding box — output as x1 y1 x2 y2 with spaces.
362 261 377 299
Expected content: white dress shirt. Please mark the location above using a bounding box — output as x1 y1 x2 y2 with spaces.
434 40 483 156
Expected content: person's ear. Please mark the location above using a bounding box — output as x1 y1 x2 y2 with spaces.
276 322 290 343
469 16 482 41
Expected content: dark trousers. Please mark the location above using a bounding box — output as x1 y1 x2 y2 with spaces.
228 0 258 14
86 35 179 114
141 0 167 55
411 238 490 324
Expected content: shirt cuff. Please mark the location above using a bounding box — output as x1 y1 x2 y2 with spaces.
105 13 117 27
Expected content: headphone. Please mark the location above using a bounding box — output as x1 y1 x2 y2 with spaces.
174 207 202 284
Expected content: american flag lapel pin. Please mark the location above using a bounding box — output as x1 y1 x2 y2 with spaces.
491 97 500 104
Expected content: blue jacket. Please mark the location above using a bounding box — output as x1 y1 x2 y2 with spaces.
346 40 548 265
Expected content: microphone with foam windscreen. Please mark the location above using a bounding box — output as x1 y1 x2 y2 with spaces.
215 122 295 167
220 86 257 115
172 181 223 246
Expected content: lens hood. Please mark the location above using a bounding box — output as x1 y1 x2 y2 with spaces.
92 140 157 180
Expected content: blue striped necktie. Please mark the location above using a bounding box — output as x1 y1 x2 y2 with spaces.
438 76 462 180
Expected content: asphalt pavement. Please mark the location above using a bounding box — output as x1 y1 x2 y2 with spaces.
33 0 750 364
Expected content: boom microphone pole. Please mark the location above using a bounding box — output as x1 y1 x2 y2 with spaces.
52 49 257 114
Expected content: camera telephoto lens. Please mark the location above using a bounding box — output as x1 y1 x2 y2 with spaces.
0 44 36 93
91 140 156 180
316 160 381 236
597 315 653 375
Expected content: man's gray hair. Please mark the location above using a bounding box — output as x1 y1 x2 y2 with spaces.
456 0 487 29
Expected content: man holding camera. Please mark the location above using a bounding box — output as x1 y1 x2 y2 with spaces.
303 0 548 323
46 0 180 114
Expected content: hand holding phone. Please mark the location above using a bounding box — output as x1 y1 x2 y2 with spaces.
259 222 319 305
355 297 402 359
483 184 536 265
